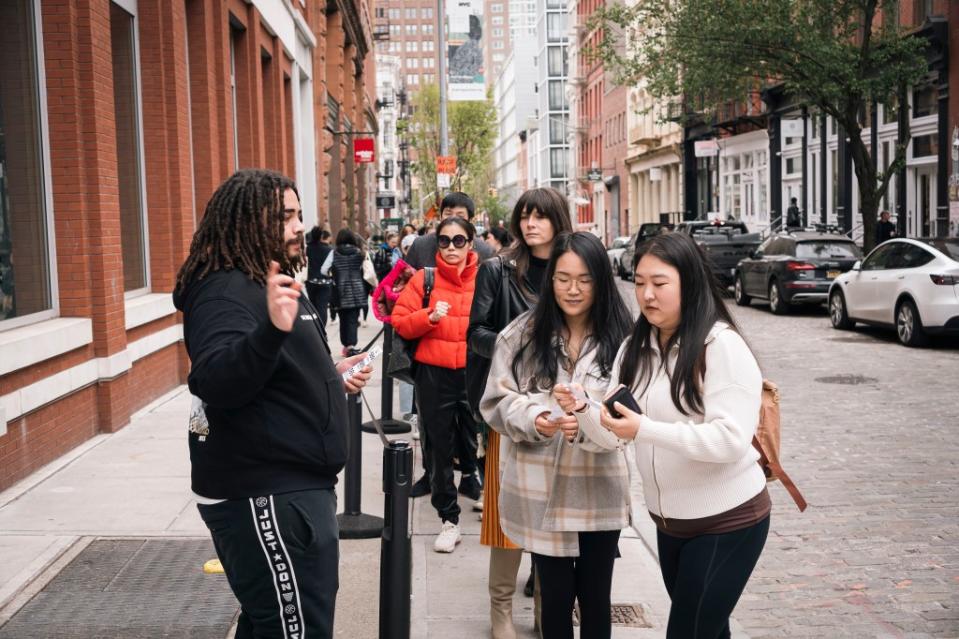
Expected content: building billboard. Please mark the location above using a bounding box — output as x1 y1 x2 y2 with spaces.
447 0 485 101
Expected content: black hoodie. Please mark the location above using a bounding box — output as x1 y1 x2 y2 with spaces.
173 268 348 499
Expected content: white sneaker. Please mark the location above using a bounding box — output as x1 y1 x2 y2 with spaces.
472 491 484 512
433 521 461 553
407 415 420 440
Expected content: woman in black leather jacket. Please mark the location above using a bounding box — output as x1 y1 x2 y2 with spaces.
467 187 572 638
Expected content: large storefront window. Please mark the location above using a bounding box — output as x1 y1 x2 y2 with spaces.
111 1 148 292
0 0 53 325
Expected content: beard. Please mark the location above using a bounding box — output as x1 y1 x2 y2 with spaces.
275 232 305 274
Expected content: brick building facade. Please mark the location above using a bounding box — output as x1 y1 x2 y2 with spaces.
0 0 376 491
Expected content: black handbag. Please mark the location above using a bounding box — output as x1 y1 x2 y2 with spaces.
387 268 434 385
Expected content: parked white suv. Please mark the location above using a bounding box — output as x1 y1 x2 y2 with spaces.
828 238 959 346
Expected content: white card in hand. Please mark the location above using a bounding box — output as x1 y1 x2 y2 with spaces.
341 345 382 381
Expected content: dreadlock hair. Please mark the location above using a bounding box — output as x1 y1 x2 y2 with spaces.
175 169 303 293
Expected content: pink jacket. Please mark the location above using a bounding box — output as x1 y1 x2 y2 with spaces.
372 259 415 323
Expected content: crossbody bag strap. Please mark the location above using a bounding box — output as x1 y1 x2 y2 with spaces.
422 267 435 308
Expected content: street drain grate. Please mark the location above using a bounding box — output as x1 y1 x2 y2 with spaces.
572 603 651 628
0 539 238 639
815 374 878 385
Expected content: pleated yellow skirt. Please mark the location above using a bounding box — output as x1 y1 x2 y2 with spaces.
479 429 520 549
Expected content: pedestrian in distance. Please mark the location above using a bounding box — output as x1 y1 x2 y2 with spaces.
555 231 770 639
786 197 802 230
876 210 897 245
467 186 573 639
481 232 633 639
320 229 370 355
173 169 373 639
405 192 496 269
392 216 481 553
486 226 511 253
305 227 334 329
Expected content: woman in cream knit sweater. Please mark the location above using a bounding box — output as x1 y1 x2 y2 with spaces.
556 231 769 639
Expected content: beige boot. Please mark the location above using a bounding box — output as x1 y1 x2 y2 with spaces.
488 547 522 639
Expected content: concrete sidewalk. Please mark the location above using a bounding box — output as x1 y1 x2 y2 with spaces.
0 317 744 638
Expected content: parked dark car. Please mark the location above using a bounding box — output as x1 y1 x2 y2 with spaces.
735 232 863 314
675 220 762 288
620 222 674 280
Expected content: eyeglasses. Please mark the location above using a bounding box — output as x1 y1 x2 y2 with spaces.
552 275 594 290
438 234 469 249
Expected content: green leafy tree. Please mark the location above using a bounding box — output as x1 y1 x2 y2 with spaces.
406 83 499 213
592 0 929 251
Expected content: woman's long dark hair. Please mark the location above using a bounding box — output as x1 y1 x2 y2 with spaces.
501 187 573 298
511 232 632 391
175 169 301 292
619 232 741 415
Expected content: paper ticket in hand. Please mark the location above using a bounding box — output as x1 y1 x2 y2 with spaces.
572 387 602 410
342 345 382 381
548 406 567 420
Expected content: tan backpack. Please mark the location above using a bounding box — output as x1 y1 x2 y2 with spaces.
754 380 807 512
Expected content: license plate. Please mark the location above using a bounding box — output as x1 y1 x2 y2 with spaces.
827 270 840 279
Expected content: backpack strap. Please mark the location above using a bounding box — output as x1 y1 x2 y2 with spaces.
421 267 435 308
753 436 807 512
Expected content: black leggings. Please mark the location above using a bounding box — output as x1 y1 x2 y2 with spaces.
532 529 621 639
658 516 769 639
337 308 360 348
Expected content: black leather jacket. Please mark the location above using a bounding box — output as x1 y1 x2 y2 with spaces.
466 256 538 413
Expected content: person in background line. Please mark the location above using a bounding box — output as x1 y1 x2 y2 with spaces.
405 192 495 269
557 232 769 639
321 229 368 356
306 228 334 329
173 169 372 639
786 197 802 230
467 186 574 639
876 210 897 244
487 226 511 253
392 217 480 553
483 232 633 639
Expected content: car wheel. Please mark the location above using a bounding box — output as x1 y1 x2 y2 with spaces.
734 274 751 306
896 299 929 347
829 290 854 330
768 280 789 315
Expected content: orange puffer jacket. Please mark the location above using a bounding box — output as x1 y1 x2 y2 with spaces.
392 251 478 370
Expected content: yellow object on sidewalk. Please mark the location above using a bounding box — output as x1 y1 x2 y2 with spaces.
203 558 224 574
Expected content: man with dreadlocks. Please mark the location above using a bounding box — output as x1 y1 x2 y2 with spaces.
173 169 372 639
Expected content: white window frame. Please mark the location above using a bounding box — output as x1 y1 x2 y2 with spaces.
111 0 152 298
0 0 60 332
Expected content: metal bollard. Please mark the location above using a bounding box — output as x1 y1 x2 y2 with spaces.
379 440 412 639
337 392 384 539
362 324 411 435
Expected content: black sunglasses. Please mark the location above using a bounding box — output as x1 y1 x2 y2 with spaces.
438 234 469 249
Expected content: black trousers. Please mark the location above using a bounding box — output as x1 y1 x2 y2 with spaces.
532 529 621 639
658 516 770 639
306 282 332 329
198 489 339 639
337 308 360 348
414 363 477 524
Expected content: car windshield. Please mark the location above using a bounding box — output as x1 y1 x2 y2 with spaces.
921 239 959 261
796 241 862 259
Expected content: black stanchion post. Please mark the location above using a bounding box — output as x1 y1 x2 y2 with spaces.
362 324 411 435
337 392 384 539
379 440 412 639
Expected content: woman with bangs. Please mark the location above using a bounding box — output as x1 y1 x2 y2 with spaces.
467 187 573 638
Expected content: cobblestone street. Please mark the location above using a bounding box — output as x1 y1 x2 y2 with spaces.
618 280 959 638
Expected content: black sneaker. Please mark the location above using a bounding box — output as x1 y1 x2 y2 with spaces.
524 565 535 597
457 473 482 501
410 475 431 498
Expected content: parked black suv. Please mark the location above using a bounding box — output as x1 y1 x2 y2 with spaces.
675 221 762 288
620 222 674 280
734 232 862 314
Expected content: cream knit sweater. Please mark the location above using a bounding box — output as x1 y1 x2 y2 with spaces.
577 322 767 521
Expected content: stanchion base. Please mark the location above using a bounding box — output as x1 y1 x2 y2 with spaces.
337 512 384 539
361 419 411 434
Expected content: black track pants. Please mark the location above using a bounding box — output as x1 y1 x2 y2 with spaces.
532 529 621 639
414 363 477 524
658 516 769 639
197 489 339 639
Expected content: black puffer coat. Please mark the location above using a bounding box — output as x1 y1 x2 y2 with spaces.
331 245 367 310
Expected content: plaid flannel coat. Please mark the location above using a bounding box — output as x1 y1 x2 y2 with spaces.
480 313 631 557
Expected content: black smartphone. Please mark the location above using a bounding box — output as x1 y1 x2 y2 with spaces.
603 385 642 419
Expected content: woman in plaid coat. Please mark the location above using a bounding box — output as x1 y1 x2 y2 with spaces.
480 232 633 639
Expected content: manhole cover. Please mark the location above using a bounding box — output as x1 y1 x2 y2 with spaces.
0 539 238 639
815 374 878 385
572 603 652 628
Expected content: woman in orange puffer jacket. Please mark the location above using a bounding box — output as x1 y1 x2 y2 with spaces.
392 216 479 554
